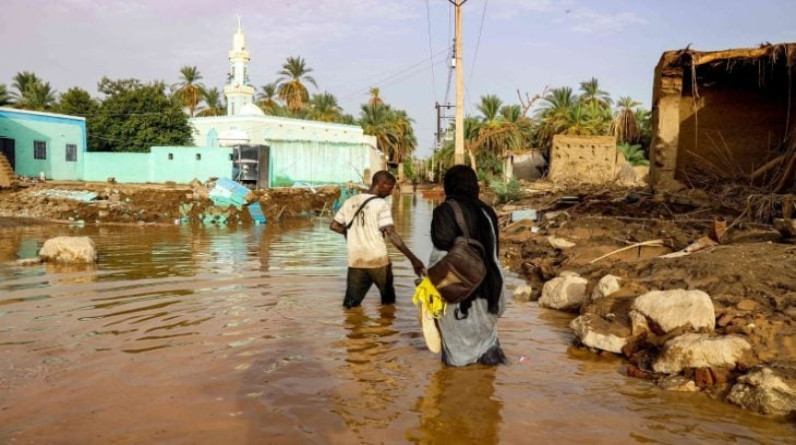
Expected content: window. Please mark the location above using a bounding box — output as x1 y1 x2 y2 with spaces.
196 153 201 161
34 140 47 160
168 153 174 160
65 144 77 162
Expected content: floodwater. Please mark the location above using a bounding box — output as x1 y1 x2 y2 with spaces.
0 195 793 444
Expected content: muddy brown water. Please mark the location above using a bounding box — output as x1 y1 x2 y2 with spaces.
1 195 793 443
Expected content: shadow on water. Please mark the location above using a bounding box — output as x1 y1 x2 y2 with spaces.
0 195 794 443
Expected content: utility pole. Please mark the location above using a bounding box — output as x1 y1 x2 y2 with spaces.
448 0 468 165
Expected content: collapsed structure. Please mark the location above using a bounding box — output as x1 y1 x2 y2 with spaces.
649 43 796 193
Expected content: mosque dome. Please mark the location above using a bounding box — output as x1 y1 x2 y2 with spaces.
240 103 265 116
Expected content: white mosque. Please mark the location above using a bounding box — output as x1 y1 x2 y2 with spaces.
189 19 381 187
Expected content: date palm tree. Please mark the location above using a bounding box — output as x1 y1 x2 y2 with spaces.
308 92 343 122
610 96 641 144
256 82 280 114
470 95 521 173
175 66 204 117
196 87 225 117
359 103 416 165
277 56 317 114
368 87 383 107
11 71 41 102
579 77 612 108
0 84 11 106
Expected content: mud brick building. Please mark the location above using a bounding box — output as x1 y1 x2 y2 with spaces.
649 43 796 192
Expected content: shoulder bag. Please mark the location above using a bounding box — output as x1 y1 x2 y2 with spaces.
427 200 487 304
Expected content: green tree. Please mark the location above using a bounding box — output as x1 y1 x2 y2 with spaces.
90 79 191 152
196 87 226 117
10 72 57 111
308 92 343 122
56 87 98 116
97 77 143 96
617 143 649 166
359 103 416 165
0 84 11 106
175 66 204 117
256 82 280 114
276 56 317 113
578 77 612 108
368 87 383 107
610 96 642 144
469 95 521 175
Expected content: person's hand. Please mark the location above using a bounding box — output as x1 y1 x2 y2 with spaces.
411 259 426 278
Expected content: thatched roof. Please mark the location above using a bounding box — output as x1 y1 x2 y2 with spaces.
659 42 796 69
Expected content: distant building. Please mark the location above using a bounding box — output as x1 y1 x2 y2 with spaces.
0 107 87 180
189 19 381 187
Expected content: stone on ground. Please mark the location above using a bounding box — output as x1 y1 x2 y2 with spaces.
570 313 630 354
630 289 715 335
539 274 588 311
512 284 534 302
727 367 796 416
652 333 751 374
591 274 621 300
39 236 98 263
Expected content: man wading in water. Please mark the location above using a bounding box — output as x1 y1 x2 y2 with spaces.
330 171 425 308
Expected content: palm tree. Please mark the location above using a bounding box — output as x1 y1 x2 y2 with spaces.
368 87 383 107
276 56 317 113
359 103 416 165
11 71 41 102
175 66 204 117
15 81 57 111
610 96 642 144
535 87 578 146
579 77 612 108
256 82 280 114
469 95 523 174
0 84 11 106
196 87 225 117
308 92 343 122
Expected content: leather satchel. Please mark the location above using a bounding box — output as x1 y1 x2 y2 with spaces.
427 200 487 304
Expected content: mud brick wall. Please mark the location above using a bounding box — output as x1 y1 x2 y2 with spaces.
649 45 796 188
548 135 619 184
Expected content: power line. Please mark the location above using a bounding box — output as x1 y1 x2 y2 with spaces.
339 50 448 101
466 0 488 112
425 0 438 102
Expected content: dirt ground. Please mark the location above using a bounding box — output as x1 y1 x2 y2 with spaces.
0 180 341 226
492 181 795 407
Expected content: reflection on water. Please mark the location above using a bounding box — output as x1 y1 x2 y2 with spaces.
0 197 793 443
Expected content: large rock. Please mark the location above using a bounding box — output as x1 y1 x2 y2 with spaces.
570 313 630 354
630 289 715 335
727 367 796 416
39 236 98 263
652 333 751 374
591 274 621 300
539 274 588 311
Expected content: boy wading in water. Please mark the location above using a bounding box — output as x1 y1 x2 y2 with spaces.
330 171 425 308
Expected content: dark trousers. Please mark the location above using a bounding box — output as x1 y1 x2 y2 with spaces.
343 264 395 308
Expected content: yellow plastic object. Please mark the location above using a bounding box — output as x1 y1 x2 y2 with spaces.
412 277 447 318
413 277 445 354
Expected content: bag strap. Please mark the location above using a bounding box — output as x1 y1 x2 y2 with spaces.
346 195 380 230
448 200 485 251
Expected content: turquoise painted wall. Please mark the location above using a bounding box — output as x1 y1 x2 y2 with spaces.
269 141 370 186
149 146 233 183
0 108 87 180
82 147 233 183
82 152 151 183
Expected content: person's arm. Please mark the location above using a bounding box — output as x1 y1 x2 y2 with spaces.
382 225 425 277
329 219 346 235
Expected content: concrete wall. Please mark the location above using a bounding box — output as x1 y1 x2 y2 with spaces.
190 114 379 185
82 146 233 183
548 135 618 183
0 107 87 180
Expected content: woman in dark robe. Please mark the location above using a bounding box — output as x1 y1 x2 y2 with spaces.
430 165 506 366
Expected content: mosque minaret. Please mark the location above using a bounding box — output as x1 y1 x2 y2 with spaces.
223 16 255 116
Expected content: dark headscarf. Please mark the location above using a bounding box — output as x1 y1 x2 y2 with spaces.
431 165 502 315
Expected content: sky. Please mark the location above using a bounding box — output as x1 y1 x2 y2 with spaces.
2 0 796 157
